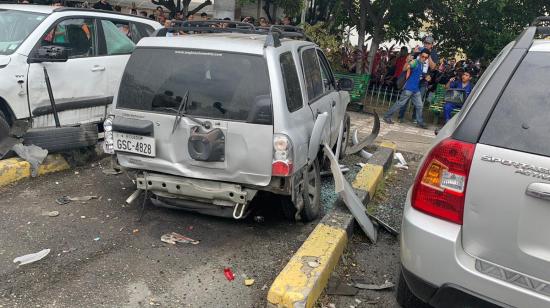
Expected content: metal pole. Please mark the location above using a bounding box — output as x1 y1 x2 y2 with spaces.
43 65 61 128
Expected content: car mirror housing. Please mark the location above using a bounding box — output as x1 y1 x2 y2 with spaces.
28 46 69 64
338 78 354 92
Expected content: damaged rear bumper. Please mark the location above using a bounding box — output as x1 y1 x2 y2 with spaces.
136 172 257 207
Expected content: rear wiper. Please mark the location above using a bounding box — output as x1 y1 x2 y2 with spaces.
171 90 211 134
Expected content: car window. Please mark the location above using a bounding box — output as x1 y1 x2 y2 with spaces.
280 52 303 112
135 23 155 38
117 48 273 125
301 48 323 102
41 18 96 58
100 20 135 55
316 49 335 92
480 51 550 157
0 10 47 55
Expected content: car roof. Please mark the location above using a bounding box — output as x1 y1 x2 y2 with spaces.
0 4 54 14
529 39 550 52
138 32 315 55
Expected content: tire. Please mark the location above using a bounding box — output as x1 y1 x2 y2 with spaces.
280 159 322 222
0 112 9 143
22 124 98 153
396 269 429 308
300 158 322 222
339 113 351 158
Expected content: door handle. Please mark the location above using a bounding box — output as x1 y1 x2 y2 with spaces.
91 66 105 72
526 182 550 201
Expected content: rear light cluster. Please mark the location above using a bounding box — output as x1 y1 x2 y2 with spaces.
102 115 115 154
411 138 476 224
272 134 293 177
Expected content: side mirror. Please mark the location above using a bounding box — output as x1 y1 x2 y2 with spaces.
337 78 354 91
28 46 69 64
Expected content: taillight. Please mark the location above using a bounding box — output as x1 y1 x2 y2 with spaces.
411 138 476 224
102 115 115 154
272 134 293 177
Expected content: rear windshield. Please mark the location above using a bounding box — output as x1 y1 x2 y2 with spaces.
480 51 550 156
117 47 273 125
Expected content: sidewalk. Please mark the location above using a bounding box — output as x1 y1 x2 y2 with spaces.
349 111 435 155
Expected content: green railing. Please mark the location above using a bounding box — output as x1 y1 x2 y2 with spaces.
334 73 371 102
429 84 460 123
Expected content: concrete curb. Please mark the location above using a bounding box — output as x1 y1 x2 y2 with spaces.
0 154 70 188
267 141 397 308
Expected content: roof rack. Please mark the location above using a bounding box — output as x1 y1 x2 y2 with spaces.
53 7 152 21
153 20 310 48
515 16 550 48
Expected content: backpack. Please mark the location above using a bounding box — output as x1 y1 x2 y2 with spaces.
396 62 413 90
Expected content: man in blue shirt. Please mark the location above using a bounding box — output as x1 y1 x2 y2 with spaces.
443 69 473 122
384 49 431 129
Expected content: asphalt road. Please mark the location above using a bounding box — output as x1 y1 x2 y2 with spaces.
0 157 323 307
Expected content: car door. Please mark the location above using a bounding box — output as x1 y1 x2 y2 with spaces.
96 18 137 115
316 49 341 145
27 17 109 128
300 47 332 147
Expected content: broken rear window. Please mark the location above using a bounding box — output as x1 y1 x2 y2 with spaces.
116 47 273 125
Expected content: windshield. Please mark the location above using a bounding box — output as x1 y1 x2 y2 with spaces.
117 47 273 125
0 9 47 55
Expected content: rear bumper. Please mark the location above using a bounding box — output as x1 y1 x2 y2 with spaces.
136 172 257 206
401 190 550 308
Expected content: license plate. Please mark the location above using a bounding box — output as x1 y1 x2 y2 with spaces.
113 132 155 157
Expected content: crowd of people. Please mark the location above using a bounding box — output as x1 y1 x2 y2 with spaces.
341 36 483 128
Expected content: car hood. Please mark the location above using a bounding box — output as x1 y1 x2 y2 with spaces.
0 55 11 67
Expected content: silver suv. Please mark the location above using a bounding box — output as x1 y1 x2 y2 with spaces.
398 18 550 307
104 23 353 221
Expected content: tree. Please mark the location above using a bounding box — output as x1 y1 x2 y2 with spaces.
151 0 212 18
238 0 303 23
428 0 550 60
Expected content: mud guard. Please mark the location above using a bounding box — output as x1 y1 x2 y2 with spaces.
308 112 329 163
323 144 377 242
344 111 380 155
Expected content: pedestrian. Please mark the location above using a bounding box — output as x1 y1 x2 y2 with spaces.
383 48 431 129
201 12 208 21
393 46 408 82
282 16 292 26
398 36 439 122
93 0 113 11
140 11 148 17
114 5 121 12
51 0 63 7
259 17 269 27
443 69 473 122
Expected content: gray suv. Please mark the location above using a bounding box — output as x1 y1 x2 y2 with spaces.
398 18 550 307
104 24 352 221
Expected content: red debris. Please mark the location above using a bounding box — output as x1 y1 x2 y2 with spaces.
224 268 235 281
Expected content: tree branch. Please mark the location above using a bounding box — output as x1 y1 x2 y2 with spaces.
187 0 212 16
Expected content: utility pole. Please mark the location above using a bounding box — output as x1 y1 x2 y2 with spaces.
300 0 308 24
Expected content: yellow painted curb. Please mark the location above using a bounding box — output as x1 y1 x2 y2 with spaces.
0 154 70 187
380 140 397 152
352 164 383 197
267 223 348 308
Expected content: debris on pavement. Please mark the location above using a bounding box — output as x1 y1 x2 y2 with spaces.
56 195 98 205
323 144 377 242
352 130 373 159
224 268 235 281
261 284 268 291
394 152 408 170
345 111 380 156
352 279 395 290
12 143 48 177
244 279 255 286
46 211 59 217
326 277 359 296
253 216 265 223
368 214 399 236
132 229 140 235
94 237 101 241
102 168 122 175
160 232 199 245
13 249 51 266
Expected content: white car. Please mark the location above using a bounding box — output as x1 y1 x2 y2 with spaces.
0 4 161 149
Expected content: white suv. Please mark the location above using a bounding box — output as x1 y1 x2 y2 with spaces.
398 18 550 307
0 4 160 145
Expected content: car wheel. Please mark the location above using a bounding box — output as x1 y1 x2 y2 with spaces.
0 112 10 143
339 113 351 158
396 269 429 308
300 158 322 222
